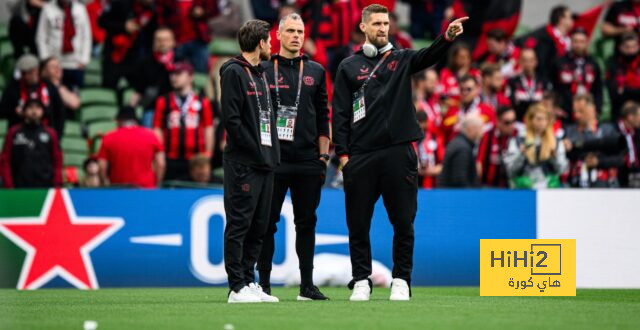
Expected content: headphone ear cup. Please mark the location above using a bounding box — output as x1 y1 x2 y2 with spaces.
362 43 378 58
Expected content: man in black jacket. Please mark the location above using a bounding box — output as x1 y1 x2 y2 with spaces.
220 20 280 304
256 13 330 301
439 114 483 188
0 54 65 137
551 28 603 120
1 97 63 188
332 3 466 301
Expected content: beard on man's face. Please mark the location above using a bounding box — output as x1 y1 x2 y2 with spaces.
260 48 271 61
367 32 388 48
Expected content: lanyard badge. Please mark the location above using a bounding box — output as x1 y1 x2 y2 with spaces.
245 67 273 147
353 51 391 124
274 59 304 141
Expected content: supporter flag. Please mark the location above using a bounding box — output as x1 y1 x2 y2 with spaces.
447 0 522 60
573 3 608 41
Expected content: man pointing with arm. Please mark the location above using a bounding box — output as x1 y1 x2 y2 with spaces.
332 4 467 301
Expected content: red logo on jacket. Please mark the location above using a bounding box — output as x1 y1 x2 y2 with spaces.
303 76 315 86
387 60 398 71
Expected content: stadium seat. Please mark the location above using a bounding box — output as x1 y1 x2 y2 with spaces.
86 58 102 74
80 88 117 106
0 136 4 149
84 73 103 87
61 137 88 153
64 121 83 137
80 105 118 123
122 88 136 105
87 121 117 138
412 39 433 50
193 73 209 91
0 119 7 136
63 152 87 167
0 38 12 58
209 38 240 56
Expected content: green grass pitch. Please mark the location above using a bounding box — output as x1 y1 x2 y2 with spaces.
2 287 639 329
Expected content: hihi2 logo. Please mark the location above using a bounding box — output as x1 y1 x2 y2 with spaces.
480 239 575 296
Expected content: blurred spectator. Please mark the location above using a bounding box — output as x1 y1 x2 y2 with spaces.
35 0 92 91
602 0 640 50
414 69 443 126
98 0 156 89
476 106 518 188
187 153 217 184
505 48 552 121
564 94 621 188
521 5 574 80
389 12 412 49
207 0 244 39
250 0 280 23
615 102 640 187
81 157 101 187
476 28 521 79
442 75 496 143
541 91 566 139
408 0 450 40
416 110 444 189
0 54 65 137
551 28 603 121
8 0 46 59
97 106 165 188
504 103 568 189
439 114 483 188
0 97 62 188
156 0 219 73
153 62 214 180
40 56 81 113
300 0 360 50
606 32 640 120
439 43 480 103
131 27 176 126
479 63 511 110
329 22 365 80
86 0 106 48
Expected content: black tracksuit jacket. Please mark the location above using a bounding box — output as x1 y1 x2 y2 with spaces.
261 54 330 163
332 36 451 157
220 55 280 171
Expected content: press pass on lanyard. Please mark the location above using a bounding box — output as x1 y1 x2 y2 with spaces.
352 51 392 124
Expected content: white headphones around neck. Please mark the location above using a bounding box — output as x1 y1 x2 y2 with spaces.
362 42 393 58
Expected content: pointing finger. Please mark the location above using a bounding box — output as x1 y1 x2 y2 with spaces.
452 16 470 24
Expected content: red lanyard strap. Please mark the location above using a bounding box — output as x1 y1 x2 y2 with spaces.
274 58 304 110
244 66 273 114
360 50 392 92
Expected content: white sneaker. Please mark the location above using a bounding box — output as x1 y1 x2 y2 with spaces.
249 283 279 302
389 278 410 301
349 279 371 301
228 286 261 303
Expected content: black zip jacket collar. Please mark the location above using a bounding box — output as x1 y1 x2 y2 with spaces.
262 55 330 163
220 55 280 170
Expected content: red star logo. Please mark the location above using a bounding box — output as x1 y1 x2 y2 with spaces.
0 189 123 290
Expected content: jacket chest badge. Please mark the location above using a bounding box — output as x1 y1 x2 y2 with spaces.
387 60 398 71
303 76 314 86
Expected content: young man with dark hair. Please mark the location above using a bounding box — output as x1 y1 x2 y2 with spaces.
1 97 63 188
476 28 521 79
220 19 280 304
256 13 330 301
332 3 467 301
520 5 574 79
551 28 603 120
480 63 511 110
476 106 518 187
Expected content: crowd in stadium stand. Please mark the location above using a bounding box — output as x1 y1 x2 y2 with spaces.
0 0 639 189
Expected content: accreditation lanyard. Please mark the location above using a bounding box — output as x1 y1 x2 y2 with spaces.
359 50 392 93
274 58 304 110
244 66 273 146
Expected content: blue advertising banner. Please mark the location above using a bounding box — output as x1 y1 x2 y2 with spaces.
0 189 536 289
